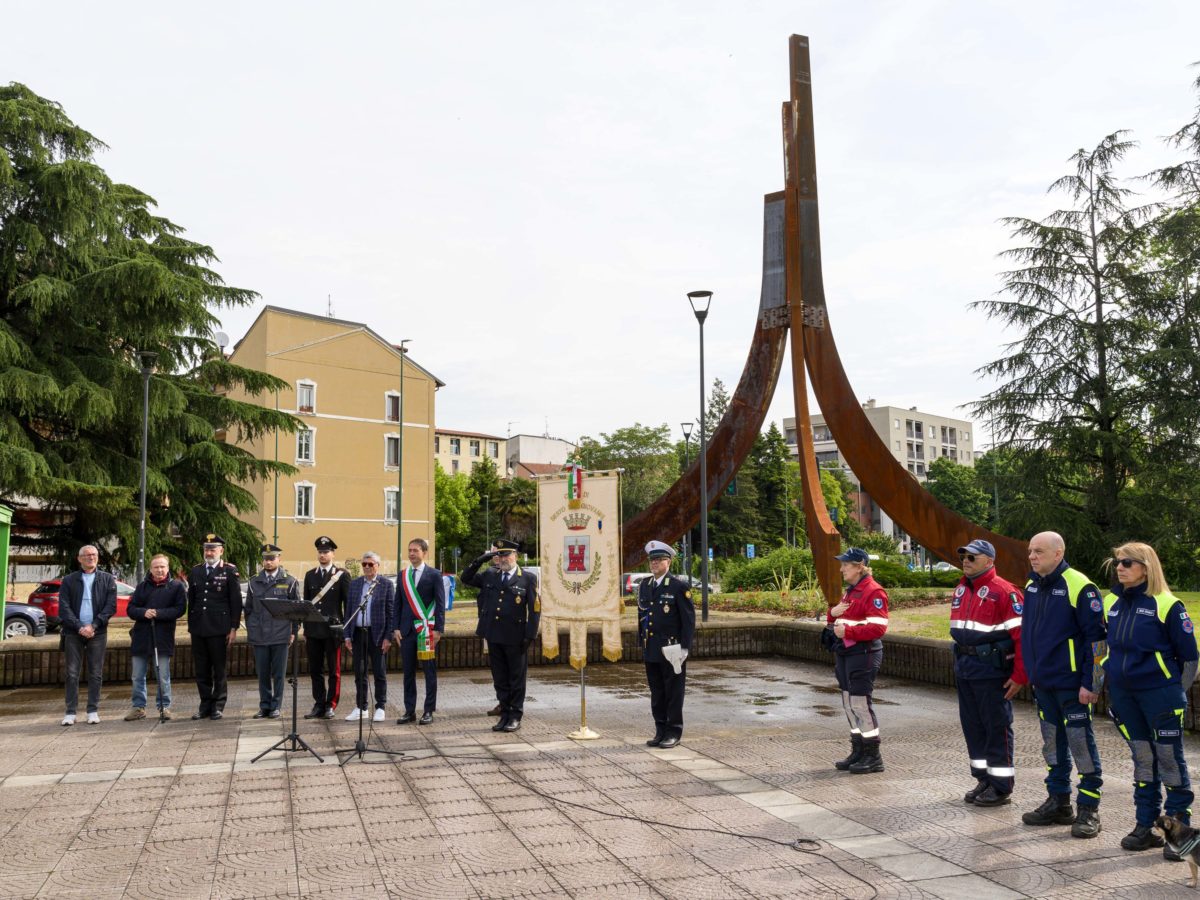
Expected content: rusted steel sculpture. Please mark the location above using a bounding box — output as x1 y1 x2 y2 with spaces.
625 34 1029 590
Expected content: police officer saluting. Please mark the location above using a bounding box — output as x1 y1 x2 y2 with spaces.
186 534 242 720
303 536 349 719
638 541 696 749
462 539 540 732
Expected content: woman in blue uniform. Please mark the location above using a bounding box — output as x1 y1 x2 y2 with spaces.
1102 541 1199 856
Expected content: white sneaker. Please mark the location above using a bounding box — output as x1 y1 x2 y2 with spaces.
372 708 385 723
345 707 365 721
61 714 76 726
86 712 100 725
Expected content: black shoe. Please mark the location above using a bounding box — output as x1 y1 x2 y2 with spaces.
492 717 509 732
1022 793 1075 825
964 779 990 804
646 733 665 747
419 712 433 725
1071 807 1101 838
972 786 1011 806
849 743 884 775
324 708 335 719
1121 824 1165 851
835 736 864 771
489 704 502 716
397 712 416 725
253 711 267 719
501 719 521 733
192 711 208 720
658 735 680 749
303 706 324 719
268 710 281 719
210 711 223 720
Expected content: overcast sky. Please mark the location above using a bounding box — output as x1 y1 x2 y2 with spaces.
6 3 1199 447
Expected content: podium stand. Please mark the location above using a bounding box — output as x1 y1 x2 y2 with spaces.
252 598 325 764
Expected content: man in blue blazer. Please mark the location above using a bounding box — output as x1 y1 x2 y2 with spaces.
57 544 118 725
393 537 446 725
343 551 396 723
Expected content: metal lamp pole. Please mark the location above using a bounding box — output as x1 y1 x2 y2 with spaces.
688 290 712 622
395 339 410 574
680 421 693 583
136 351 158 583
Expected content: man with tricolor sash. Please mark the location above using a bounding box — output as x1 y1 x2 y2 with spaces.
393 537 446 725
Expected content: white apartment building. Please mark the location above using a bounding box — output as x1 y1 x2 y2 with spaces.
435 429 505 476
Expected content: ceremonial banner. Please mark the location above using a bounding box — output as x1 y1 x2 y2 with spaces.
537 468 622 668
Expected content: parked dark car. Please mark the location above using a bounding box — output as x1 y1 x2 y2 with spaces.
5 600 48 639
27 578 137 630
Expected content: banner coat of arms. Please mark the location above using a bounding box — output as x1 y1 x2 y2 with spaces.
537 468 622 668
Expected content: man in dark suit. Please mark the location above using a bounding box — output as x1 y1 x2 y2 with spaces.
343 551 396 722
638 540 696 749
58 544 118 725
394 537 446 725
462 538 540 733
303 535 349 719
186 533 243 720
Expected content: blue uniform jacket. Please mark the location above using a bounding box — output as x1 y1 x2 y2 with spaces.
1103 582 1198 691
1021 561 1106 691
637 573 696 664
464 558 540 647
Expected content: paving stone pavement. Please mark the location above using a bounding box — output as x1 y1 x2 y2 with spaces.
2 657 1199 898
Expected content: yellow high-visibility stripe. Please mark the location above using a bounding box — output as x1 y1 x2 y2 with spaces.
1068 638 1077 672
1156 652 1172 679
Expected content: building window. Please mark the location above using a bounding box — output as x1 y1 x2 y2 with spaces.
451 459 459 474
895 440 901 451
295 483 314 520
297 380 316 414
385 392 400 423
469 439 481 457
916 463 925 476
964 431 970 442
894 419 901 429
489 441 499 458
385 434 400 469
434 435 441 453
296 428 315 464
450 437 461 455
385 488 398 523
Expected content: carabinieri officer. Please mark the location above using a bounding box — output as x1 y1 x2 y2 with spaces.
638 540 696 749
186 533 242 721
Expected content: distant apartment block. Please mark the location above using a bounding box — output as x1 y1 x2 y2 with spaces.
506 434 577 476
435 429 505 476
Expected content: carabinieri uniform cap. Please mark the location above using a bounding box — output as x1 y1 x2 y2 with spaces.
957 538 996 559
645 540 676 561
203 533 225 548
314 536 337 552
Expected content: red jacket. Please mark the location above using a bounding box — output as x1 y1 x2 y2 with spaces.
828 573 889 646
949 566 1028 684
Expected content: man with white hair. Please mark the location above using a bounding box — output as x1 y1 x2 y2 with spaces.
343 551 395 722
57 545 118 725
1019 531 1106 838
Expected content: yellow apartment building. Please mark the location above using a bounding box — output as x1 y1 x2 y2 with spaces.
224 306 443 575
435 429 506 476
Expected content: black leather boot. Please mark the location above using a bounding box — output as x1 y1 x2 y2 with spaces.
849 740 884 774
834 735 864 771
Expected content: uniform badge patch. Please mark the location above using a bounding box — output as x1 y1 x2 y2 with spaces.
1012 601 1023 614
977 586 989 599
1091 598 1103 612
1184 618 1194 635
873 597 884 609
685 590 692 599
952 596 962 610
954 586 966 598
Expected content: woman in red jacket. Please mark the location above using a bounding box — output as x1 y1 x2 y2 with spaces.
827 547 889 774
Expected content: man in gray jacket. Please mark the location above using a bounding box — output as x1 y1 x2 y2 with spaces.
244 544 300 719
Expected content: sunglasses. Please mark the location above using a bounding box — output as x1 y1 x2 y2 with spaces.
361 562 377 568
958 553 978 562
1114 558 1144 568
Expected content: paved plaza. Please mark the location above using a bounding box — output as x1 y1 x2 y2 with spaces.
1 657 1198 899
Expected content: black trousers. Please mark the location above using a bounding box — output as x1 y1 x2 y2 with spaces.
353 639 387 711
400 634 438 714
646 659 686 739
306 636 343 710
489 642 528 721
192 634 229 714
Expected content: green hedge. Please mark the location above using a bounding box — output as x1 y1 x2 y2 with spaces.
710 586 953 619
721 546 963 592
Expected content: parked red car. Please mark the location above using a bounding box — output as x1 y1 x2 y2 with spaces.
27 578 138 630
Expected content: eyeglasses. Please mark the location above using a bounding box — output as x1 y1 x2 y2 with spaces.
1115 558 1144 568
361 562 377 568
958 553 977 562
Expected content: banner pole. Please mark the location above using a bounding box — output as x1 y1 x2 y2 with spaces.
569 659 600 740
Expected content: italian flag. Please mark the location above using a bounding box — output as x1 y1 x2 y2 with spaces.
567 465 584 500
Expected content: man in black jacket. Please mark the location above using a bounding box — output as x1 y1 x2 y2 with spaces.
125 553 187 721
186 534 243 721
638 540 696 749
58 544 118 725
394 537 446 725
462 539 539 732
303 535 349 719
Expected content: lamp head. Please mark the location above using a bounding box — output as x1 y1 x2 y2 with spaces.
687 290 713 322
681 421 694 440
137 351 158 373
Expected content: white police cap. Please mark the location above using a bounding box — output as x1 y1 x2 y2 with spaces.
645 540 676 560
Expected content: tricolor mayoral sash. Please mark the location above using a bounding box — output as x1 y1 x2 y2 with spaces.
401 567 436 660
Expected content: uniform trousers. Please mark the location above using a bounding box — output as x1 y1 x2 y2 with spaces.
252 644 288 713
645 659 686 739
957 676 1014 794
488 642 528 721
192 633 229 714
306 636 342 711
63 631 107 715
400 634 438 714
834 644 882 741
1034 686 1103 808
1108 683 1193 826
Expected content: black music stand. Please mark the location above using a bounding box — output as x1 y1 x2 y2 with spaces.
252 598 325 764
334 590 412 766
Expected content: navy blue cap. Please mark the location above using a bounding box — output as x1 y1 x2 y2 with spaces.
957 539 996 559
494 539 520 554
835 547 870 564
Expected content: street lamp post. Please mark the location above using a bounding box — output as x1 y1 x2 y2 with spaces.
395 340 410 575
680 421 694 584
484 494 490 547
687 290 712 623
136 351 158 584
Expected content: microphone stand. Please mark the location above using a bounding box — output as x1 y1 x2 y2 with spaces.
335 583 411 766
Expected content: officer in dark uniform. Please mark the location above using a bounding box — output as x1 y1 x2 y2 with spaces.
462 539 540 732
186 534 242 720
303 536 349 719
638 540 696 749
